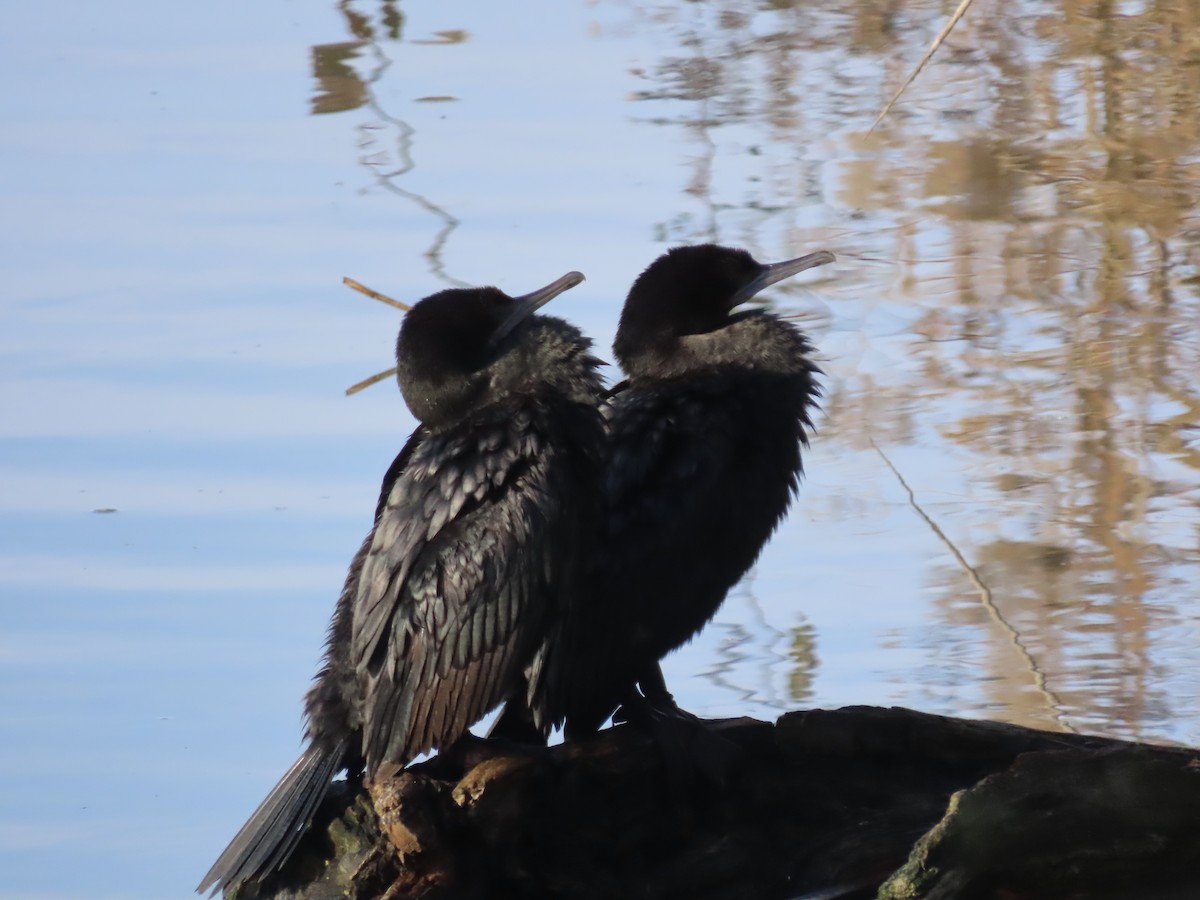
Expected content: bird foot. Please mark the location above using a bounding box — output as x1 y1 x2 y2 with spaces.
615 696 743 789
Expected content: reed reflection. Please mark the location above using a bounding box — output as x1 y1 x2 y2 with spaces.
311 0 468 287
703 581 819 713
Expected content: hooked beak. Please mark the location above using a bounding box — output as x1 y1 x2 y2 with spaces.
731 250 835 307
489 271 585 348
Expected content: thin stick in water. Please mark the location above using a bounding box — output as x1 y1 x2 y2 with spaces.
343 276 410 311
869 438 1075 733
341 277 406 395
868 0 976 135
345 366 399 397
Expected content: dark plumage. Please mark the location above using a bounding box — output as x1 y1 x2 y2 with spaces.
562 244 834 733
199 273 605 895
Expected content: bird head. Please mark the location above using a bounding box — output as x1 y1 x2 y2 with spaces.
396 272 584 428
613 244 834 375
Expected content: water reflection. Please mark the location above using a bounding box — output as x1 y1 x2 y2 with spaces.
702 581 820 712
311 0 467 287
610 0 1200 739
10 5 1200 895
297 0 1200 742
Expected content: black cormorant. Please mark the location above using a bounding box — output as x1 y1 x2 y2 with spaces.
198 272 606 895
560 244 834 734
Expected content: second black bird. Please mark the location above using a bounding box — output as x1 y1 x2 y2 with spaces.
561 244 834 733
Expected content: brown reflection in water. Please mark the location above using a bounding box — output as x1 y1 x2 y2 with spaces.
787 619 818 705
310 1 468 288
617 0 1200 739
703 580 819 712
311 1 399 115
929 3 1199 739
311 41 367 115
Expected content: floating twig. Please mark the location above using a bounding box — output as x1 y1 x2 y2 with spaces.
870 438 1075 733
343 276 410 311
868 0 976 135
342 277 406 395
346 366 399 397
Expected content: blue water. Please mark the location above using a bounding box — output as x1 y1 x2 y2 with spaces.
4 1 1199 897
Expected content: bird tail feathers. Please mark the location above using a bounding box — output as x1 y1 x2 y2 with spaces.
196 740 345 896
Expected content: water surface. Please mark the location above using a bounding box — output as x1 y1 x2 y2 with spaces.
2 1 1199 898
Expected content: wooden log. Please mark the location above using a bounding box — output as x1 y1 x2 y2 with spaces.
227 707 1200 899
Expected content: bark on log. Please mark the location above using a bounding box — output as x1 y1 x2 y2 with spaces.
227 706 1200 900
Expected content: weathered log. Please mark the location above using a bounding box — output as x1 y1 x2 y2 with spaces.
228 706 1200 900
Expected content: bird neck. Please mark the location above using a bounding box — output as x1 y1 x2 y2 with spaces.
488 317 605 408
619 311 812 382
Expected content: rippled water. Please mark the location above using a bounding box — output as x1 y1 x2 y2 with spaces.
3 1 1199 898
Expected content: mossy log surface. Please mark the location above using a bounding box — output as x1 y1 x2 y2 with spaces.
230 706 1200 900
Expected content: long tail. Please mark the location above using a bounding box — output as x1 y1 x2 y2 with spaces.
197 740 346 896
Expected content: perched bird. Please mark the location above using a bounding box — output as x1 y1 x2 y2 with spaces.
560 244 834 734
198 272 606 895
